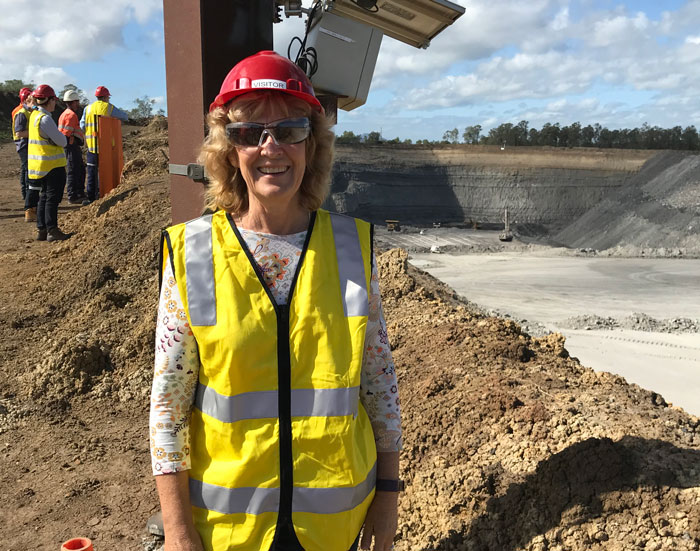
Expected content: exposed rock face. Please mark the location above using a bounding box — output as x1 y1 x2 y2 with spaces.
328 145 655 227
553 151 700 253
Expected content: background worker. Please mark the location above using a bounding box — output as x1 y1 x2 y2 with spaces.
80 85 129 205
28 85 69 242
11 87 37 221
58 90 87 204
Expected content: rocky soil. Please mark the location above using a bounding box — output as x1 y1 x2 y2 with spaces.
559 313 700 333
0 122 698 550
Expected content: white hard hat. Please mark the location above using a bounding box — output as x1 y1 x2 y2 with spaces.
63 90 80 102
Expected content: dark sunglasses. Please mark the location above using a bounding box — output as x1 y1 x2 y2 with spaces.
225 117 311 147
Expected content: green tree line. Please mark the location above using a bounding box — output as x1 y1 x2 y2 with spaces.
474 121 699 150
338 121 700 151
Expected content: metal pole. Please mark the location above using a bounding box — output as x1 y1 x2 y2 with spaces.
163 0 274 224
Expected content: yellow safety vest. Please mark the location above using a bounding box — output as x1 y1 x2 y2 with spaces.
84 100 114 153
163 209 377 551
11 104 31 141
28 110 67 180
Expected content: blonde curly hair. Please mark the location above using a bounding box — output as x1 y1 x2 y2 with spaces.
199 91 335 215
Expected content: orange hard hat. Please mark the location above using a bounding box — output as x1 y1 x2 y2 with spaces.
32 84 56 99
209 50 321 112
19 87 32 102
95 85 111 97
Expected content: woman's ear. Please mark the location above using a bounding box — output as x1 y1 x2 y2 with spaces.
227 150 239 168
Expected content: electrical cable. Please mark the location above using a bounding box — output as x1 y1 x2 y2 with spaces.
287 0 322 78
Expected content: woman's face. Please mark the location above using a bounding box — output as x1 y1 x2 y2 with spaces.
229 102 307 211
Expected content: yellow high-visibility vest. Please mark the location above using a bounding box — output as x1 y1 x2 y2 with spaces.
11 104 31 141
84 99 114 153
28 110 66 180
163 208 377 551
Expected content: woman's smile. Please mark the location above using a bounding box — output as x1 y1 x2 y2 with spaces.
258 165 289 175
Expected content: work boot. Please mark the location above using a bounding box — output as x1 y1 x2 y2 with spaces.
25 207 36 222
36 228 47 241
47 227 71 242
68 197 84 205
82 199 93 206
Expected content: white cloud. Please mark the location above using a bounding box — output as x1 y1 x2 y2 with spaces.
0 0 161 83
551 7 570 31
372 0 564 83
391 50 598 110
589 14 650 48
22 65 71 87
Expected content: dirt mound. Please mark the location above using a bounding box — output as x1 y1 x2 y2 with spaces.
379 250 700 550
4 121 170 411
553 151 700 256
122 116 169 179
0 126 699 550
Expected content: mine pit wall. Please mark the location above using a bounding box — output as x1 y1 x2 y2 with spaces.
326 144 656 227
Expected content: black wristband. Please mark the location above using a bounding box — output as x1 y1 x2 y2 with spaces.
375 478 405 492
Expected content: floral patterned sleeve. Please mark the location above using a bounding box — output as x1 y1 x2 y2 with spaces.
361 254 403 452
149 260 200 475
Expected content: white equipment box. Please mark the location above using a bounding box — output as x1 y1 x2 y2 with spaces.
305 10 383 111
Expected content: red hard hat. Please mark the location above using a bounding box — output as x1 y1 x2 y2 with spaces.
32 84 56 99
19 87 32 102
95 85 111 97
210 50 321 112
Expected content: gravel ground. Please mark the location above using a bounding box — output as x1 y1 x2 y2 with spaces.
559 313 700 333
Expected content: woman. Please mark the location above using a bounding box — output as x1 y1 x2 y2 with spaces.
150 51 402 551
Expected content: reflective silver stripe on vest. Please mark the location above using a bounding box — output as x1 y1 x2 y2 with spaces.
28 169 50 178
28 153 65 161
189 462 376 516
329 213 369 317
29 139 51 146
292 387 359 417
294 462 376 514
190 479 280 515
195 385 360 422
184 215 216 326
196 386 278 422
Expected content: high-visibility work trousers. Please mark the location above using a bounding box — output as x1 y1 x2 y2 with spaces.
65 142 85 200
23 146 41 210
86 151 98 201
36 167 66 230
17 146 28 201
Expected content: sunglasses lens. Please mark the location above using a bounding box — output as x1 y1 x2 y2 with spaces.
226 118 310 146
226 125 264 146
275 122 310 144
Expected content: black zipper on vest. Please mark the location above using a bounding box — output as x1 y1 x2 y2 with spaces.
227 212 317 550
276 302 294 531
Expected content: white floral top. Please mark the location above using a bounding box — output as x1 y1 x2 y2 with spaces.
150 227 402 475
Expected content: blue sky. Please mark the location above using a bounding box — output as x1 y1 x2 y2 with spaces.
1 0 699 141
